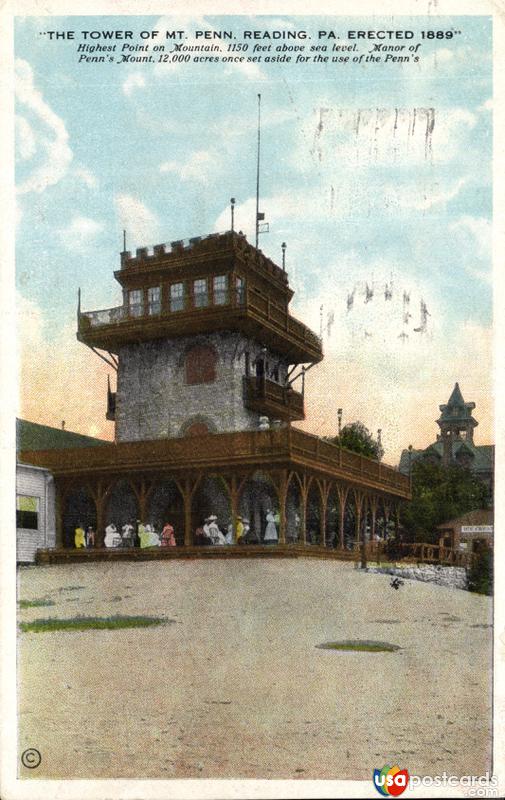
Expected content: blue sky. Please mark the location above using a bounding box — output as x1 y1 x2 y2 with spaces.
15 14 493 458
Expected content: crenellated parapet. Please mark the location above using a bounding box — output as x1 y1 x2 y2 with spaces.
79 228 322 364
118 230 290 294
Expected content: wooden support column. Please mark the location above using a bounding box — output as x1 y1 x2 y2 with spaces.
394 502 402 539
176 477 200 547
229 475 239 541
222 474 248 544
277 469 288 545
382 499 391 541
336 484 349 550
132 478 152 524
355 498 362 544
317 479 330 547
300 474 309 546
353 489 366 567
369 495 378 542
184 483 192 546
54 479 66 548
90 480 109 548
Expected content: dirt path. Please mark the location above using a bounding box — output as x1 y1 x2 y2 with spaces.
17 559 492 780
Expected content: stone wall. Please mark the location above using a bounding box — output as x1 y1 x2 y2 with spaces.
115 332 287 442
365 564 468 590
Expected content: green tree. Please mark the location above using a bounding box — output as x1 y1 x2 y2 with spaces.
401 460 490 543
328 421 382 460
467 544 493 595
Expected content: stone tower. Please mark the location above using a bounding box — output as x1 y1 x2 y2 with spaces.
436 382 478 466
77 230 323 442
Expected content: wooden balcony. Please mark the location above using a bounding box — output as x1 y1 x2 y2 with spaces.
77 288 323 365
244 376 304 422
19 427 411 499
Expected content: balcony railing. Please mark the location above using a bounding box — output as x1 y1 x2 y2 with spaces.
244 376 304 421
78 288 323 360
83 306 127 327
246 292 322 356
20 427 410 497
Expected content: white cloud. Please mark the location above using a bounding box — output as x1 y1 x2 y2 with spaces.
114 194 160 248
223 57 265 81
434 48 454 63
430 108 477 160
15 115 36 160
291 106 477 174
385 177 467 211
160 149 219 183
450 215 491 261
214 196 259 240
123 72 146 96
449 216 492 283
74 166 98 189
58 216 104 253
15 59 73 194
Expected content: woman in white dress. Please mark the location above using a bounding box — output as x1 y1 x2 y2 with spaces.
104 522 120 548
207 515 226 545
264 510 278 544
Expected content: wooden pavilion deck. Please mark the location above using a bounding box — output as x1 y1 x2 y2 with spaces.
36 544 359 564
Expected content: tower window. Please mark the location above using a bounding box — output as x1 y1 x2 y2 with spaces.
236 276 245 305
128 289 143 317
148 286 161 315
170 282 185 312
185 345 217 385
185 421 211 437
213 275 228 305
193 278 209 308
17 495 39 530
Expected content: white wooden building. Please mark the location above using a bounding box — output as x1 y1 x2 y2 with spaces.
16 418 107 563
16 462 55 563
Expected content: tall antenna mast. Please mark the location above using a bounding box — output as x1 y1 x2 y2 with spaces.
255 93 261 249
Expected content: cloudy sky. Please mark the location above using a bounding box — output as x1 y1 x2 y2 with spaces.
15 13 493 461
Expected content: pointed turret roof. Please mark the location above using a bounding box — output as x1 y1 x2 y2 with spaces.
447 382 465 406
437 383 477 428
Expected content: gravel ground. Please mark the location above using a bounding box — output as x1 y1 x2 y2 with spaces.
17 559 492 780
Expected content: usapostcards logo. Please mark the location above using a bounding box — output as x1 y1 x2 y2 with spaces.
373 764 410 797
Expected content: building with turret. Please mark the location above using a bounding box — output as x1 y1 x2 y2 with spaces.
399 383 494 492
19 228 410 556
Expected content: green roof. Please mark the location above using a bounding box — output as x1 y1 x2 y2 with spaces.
17 418 108 452
399 440 494 475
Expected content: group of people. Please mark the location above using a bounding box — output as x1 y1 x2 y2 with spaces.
73 510 281 549
74 524 96 548
194 510 279 546
194 514 237 546
73 520 177 549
